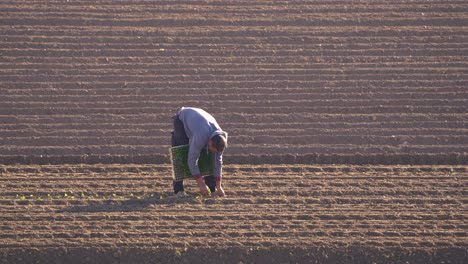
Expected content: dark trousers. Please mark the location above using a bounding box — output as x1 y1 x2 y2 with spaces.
172 113 216 194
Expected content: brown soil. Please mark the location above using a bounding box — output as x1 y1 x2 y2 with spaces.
0 164 467 263
0 1 467 263
0 0 467 165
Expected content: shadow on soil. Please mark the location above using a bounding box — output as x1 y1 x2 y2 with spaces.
58 194 204 213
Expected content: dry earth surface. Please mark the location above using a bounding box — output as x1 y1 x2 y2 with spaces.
0 164 467 263
0 0 467 263
0 0 467 164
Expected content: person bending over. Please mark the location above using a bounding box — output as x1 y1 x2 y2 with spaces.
171 107 228 196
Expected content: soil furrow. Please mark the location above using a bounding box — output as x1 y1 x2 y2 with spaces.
1 1 467 261
0 164 466 261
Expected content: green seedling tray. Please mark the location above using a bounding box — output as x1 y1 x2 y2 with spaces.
169 144 214 181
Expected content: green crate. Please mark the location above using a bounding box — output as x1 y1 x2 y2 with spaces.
169 144 214 181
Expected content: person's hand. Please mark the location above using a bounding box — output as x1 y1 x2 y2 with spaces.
215 186 225 197
215 179 225 197
196 178 211 196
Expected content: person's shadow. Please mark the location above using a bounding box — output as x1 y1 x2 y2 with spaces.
58 193 202 213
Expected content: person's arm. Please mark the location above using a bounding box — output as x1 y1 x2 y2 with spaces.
187 141 202 179
213 151 223 180
188 141 210 195
215 177 225 197
195 177 210 196
213 152 225 196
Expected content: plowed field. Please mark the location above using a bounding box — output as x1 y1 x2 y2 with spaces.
1 0 468 263
1 0 467 164
1 164 467 263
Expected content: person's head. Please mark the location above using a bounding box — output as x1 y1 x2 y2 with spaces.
208 135 227 153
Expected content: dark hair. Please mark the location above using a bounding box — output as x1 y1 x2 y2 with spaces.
211 135 227 152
